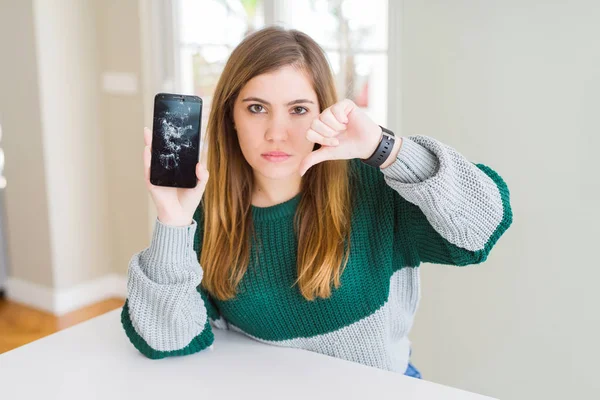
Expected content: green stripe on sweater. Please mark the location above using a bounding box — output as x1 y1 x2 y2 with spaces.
121 300 214 359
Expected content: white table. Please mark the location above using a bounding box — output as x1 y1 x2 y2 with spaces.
0 309 496 399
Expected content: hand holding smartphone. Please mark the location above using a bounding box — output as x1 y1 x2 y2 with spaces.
143 93 209 227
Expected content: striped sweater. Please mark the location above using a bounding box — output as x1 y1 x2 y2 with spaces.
120 136 513 373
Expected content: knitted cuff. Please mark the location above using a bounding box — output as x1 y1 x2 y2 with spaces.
381 137 440 183
142 218 197 266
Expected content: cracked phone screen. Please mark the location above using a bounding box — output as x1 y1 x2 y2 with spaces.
150 96 202 188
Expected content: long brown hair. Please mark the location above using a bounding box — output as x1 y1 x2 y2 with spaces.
201 26 353 301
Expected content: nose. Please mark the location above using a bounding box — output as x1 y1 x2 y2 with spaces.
264 112 290 142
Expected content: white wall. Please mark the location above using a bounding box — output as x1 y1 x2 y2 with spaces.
403 1 600 399
32 0 112 290
93 0 149 277
0 0 55 288
0 0 150 314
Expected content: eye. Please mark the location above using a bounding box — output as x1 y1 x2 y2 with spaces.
291 106 308 115
248 104 266 114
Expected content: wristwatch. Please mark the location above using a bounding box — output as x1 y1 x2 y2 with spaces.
361 126 396 168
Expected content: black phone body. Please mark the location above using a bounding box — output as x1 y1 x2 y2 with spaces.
150 93 202 188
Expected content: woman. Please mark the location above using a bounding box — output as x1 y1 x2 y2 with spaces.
121 26 512 378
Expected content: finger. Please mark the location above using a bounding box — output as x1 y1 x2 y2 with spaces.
300 147 337 177
310 118 339 138
330 99 354 124
306 128 340 147
143 145 151 184
195 162 203 181
143 127 152 147
193 163 209 194
319 108 347 131
195 162 209 183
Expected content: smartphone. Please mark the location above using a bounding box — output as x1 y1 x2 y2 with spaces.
150 93 202 188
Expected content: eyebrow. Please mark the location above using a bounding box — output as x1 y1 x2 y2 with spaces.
241 97 315 106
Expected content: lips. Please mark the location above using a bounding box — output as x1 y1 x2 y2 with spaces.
261 151 291 163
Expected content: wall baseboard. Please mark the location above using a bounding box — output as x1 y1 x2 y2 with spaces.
5 274 127 316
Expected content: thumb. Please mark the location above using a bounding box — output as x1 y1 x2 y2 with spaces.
300 147 335 177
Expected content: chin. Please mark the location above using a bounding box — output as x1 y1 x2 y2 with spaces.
253 161 299 179
259 168 298 179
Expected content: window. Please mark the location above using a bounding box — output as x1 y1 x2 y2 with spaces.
174 0 389 138
176 0 267 138
279 0 388 125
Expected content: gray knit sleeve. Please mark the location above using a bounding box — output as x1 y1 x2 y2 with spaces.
120 218 215 359
382 135 512 263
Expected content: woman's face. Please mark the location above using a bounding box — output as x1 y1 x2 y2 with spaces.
233 65 320 180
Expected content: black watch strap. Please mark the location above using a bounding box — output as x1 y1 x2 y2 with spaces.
361 126 396 168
